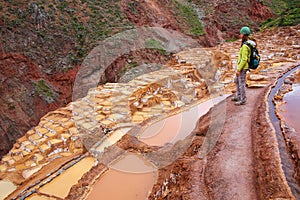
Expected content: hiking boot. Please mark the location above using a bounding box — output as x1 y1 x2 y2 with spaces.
231 96 240 102
235 100 246 105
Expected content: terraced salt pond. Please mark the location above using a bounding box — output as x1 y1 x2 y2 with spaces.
138 95 228 146
87 153 157 200
279 83 300 133
26 157 95 199
2 94 229 200
86 95 228 199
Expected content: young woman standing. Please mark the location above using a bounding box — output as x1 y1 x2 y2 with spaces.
232 26 257 105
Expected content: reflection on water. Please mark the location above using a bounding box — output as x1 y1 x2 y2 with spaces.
87 153 157 200
0 180 16 200
280 84 300 133
139 95 228 146
139 114 182 146
109 153 157 173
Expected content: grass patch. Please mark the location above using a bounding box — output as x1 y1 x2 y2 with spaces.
128 1 139 15
33 80 57 103
262 0 288 15
121 61 138 76
174 0 205 36
1 0 134 67
225 38 238 42
261 7 300 28
145 39 168 55
261 0 300 28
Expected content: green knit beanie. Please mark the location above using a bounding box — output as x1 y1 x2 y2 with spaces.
240 26 251 35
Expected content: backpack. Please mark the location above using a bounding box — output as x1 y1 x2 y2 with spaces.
244 42 260 70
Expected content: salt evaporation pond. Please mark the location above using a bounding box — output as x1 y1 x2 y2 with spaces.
279 83 300 133
139 95 228 146
86 153 157 200
87 95 228 200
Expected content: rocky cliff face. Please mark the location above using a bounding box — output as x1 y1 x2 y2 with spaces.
0 0 284 157
0 53 77 158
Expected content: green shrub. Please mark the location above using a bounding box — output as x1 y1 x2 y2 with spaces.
225 38 238 42
261 7 300 28
261 0 300 28
33 80 57 103
145 39 168 55
174 0 205 36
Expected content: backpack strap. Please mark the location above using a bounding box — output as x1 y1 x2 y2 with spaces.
243 41 257 49
242 42 252 55
243 42 252 49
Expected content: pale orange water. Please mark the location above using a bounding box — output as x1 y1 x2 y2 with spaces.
280 84 300 133
139 96 227 146
139 114 182 146
86 153 157 200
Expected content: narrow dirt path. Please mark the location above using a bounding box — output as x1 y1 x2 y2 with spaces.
148 88 267 200
204 88 264 200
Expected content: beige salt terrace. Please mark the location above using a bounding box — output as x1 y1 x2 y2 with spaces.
0 181 17 199
36 157 95 199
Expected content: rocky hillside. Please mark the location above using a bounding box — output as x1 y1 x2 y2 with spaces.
0 0 297 157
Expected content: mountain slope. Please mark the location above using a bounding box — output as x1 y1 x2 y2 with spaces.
0 0 294 157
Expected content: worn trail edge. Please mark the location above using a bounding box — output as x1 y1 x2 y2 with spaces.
251 67 297 200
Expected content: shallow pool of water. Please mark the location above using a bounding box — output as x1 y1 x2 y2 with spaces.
86 153 157 200
138 95 228 146
280 84 300 133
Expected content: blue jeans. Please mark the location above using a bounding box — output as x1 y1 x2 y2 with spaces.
234 69 247 102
